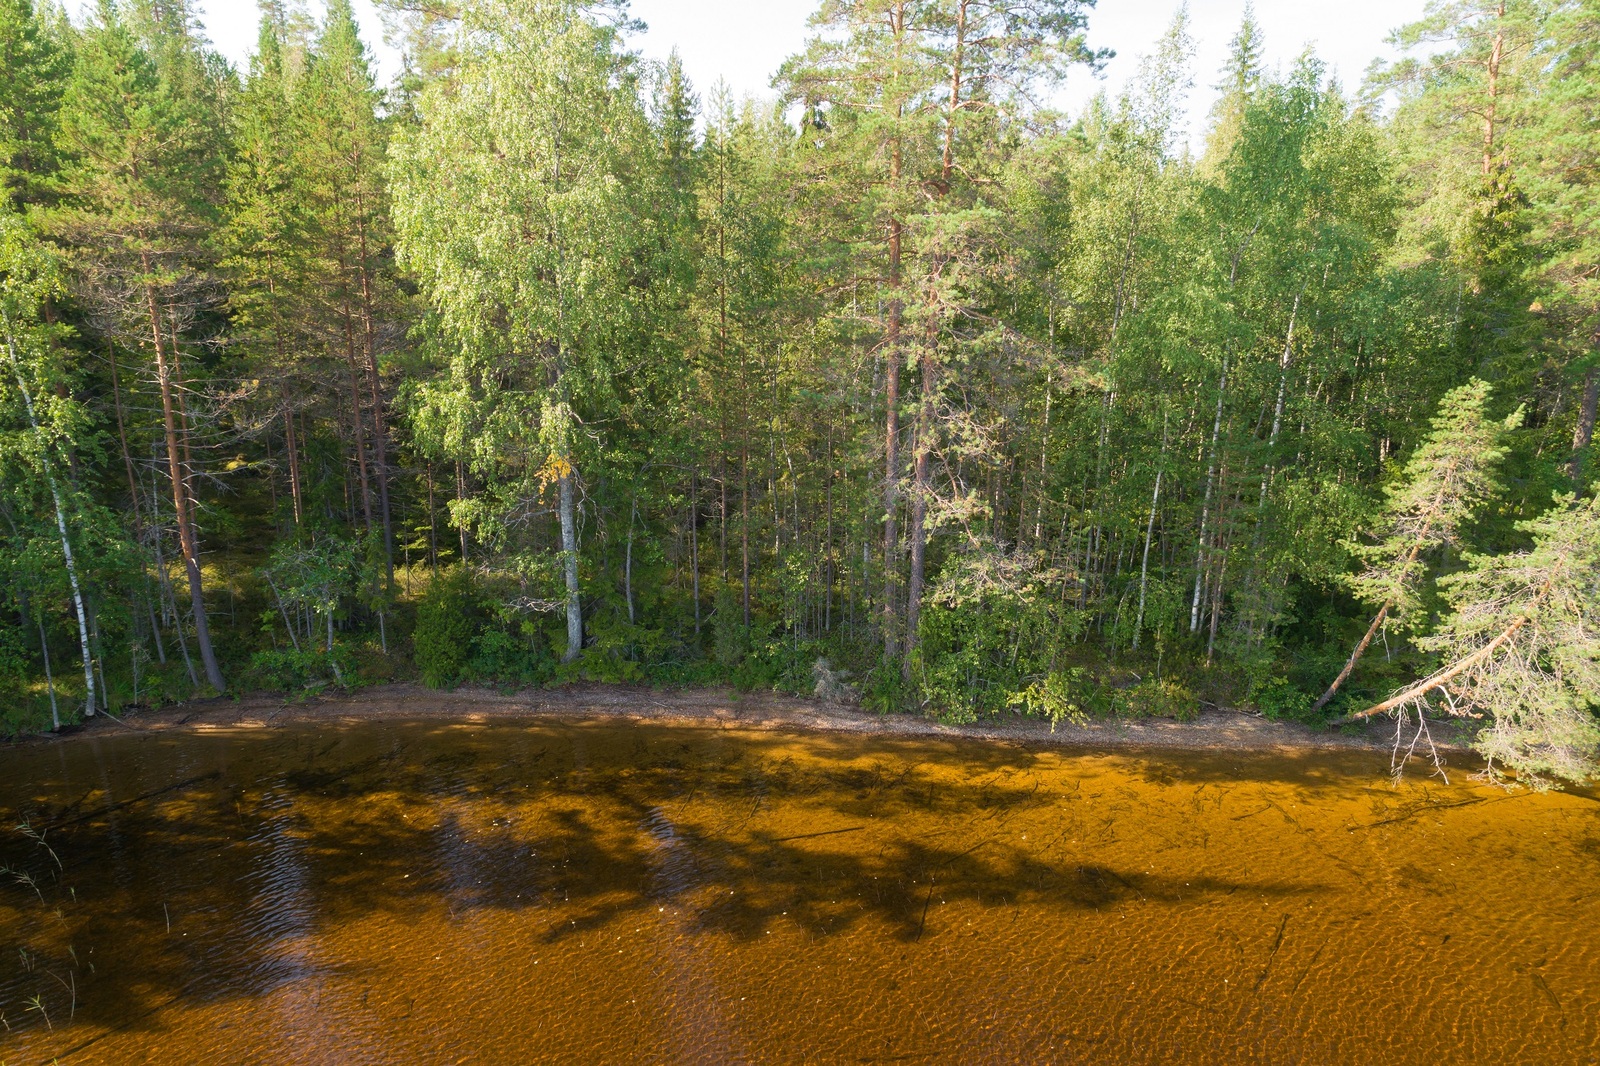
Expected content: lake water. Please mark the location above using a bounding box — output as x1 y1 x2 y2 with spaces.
1 719 1596 1064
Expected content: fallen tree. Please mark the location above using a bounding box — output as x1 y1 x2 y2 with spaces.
1314 380 1518 712
1337 494 1600 787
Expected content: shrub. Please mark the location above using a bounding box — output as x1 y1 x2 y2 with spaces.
1114 678 1198 722
247 646 356 694
1020 668 1096 728
913 554 1085 722
413 569 481 688
468 626 555 686
860 661 915 715
1250 675 1316 721
712 586 747 668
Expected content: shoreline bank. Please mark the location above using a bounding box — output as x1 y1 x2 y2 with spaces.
4 682 1475 761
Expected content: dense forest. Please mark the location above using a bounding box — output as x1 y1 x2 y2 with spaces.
1 0 1596 783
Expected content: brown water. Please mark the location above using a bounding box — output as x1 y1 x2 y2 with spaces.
0 719 1596 1065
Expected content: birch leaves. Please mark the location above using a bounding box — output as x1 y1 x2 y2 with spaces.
391 0 647 661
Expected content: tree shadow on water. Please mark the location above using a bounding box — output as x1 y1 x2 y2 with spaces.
0 720 1326 1049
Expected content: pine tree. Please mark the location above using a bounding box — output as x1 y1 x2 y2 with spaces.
1203 3 1263 165
221 2 313 529
51 2 227 692
1520 0 1600 487
297 0 396 576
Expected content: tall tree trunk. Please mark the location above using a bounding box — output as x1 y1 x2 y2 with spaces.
742 428 752 630
108 343 140 525
904 6 968 671
353 188 394 582
112 339 166 664
426 460 438 574
141 267 224 692
1191 353 1229 633
882 2 908 661
456 460 469 564
339 288 375 533
285 408 304 526
883 189 903 660
1572 362 1598 483
905 307 938 672
559 467 582 662
37 617 58 730
1133 415 1169 650
691 467 701 635
625 489 637 625
1482 4 1506 175
1035 367 1052 544
825 421 835 633
1260 293 1301 507
3 311 96 719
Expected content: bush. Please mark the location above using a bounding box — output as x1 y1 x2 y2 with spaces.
468 626 555 686
916 584 1071 722
860 661 915 715
1114 678 1198 722
1249 675 1316 721
1020 667 1097 728
247 646 356 694
712 586 747 668
413 569 481 688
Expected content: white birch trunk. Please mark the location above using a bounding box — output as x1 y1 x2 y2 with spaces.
560 467 583 662
4 314 95 719
1134 415 1168 650
1191 353 1229 633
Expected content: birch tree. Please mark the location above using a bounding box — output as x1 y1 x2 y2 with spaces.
0 210 94 723
391 0 645 662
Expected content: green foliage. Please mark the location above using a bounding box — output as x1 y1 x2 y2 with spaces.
1248 676 1315 723
0 620 30 730
468 626 554 687
1113 679 1199 723
412 569 480 689
1418 495 1600 786
1345 379 1518 622
0 0 69 208
711 586 746 669
1020 668 1096 728
914 553 1082 723
247 646 356 696
0 0 1596 792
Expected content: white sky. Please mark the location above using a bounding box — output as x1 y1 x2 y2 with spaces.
78 0 1430 148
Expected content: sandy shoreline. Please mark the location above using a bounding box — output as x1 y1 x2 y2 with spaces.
4 681 1473 759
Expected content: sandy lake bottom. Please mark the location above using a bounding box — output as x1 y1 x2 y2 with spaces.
1 716 1597 1064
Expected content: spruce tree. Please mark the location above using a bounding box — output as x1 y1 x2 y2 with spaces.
0 0 70 208
52 3 227 692
221 3 312 529
297 0 396 576
1314 380 1518 709
1352 494 1600 787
